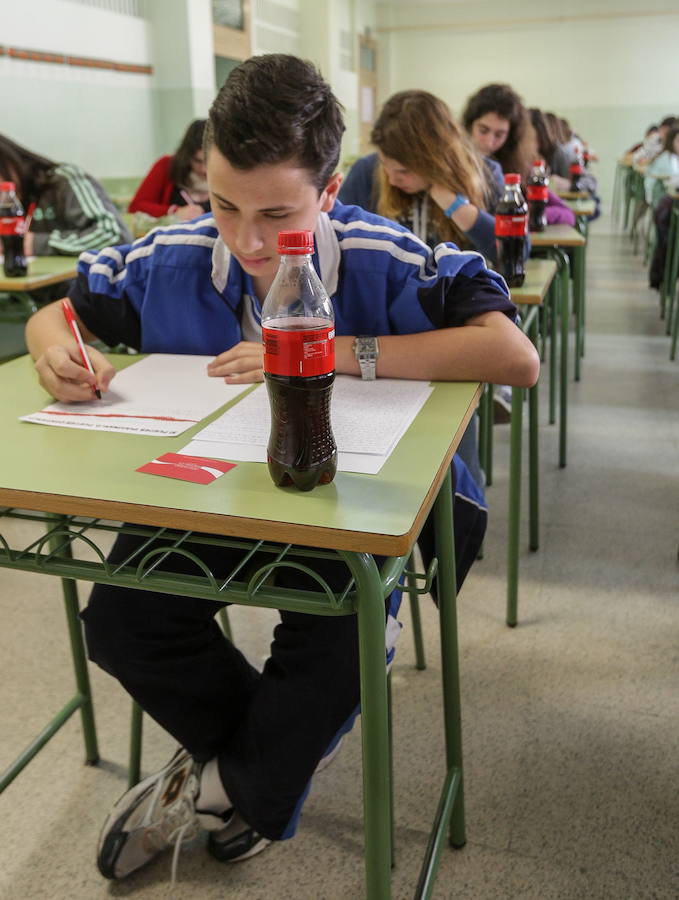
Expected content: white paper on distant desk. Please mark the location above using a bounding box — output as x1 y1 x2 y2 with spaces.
20 354 250 436
181 376 433 474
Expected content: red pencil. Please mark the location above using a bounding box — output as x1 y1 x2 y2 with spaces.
60 298 101 399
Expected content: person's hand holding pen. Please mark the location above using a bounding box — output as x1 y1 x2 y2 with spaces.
26 298 116 403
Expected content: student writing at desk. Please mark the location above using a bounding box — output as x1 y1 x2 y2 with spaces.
25 54 539 886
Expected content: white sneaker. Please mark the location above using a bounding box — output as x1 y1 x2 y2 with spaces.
97 747 229 880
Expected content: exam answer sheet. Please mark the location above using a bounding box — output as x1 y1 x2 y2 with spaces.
20 354 250 436
182 376 433 474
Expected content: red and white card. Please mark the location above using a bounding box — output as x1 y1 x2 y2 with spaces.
137 452 236 484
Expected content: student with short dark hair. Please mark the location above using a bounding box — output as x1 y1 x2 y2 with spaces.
128 118 209 221
26 54 539 884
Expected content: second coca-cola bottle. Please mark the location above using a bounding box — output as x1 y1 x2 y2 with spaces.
0 181 27 277
495 173 527 288
261 229 337 491
526 159 549 232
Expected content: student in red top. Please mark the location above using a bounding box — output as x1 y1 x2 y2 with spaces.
128 119 209 221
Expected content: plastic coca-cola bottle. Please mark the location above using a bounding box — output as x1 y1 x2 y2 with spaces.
0 181 27 277
526 159 549 232
569 161 584 192
261 229 337 491
495 173 527 288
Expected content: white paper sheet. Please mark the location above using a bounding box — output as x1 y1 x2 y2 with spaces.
20 354 251 437
180 376 433 474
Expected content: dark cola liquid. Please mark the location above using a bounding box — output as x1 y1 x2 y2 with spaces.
1 233 27 277
265 370 337 491
497 236 525 287
495 191 527 288
527 181 547 231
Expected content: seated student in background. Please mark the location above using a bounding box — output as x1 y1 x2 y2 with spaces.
25 53 539 885
128 118 209 221
529 109 571 190
0 133 131 257
643 125 679 204
462 83 530 182
340 89 529 455
628 124 660 163
520 118 576 227
341 90 519 265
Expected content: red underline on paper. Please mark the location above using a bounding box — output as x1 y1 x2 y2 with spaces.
42 410 198 422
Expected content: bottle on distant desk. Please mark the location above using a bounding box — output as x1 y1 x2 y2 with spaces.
569 162 584 192
526 159 549 232
262 229 337 492
495 173 527 288
0 181 27 277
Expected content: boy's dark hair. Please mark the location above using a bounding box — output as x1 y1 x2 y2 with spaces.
169 119 207 186
660 116 677 129
0 133 56 206
205 54 345 191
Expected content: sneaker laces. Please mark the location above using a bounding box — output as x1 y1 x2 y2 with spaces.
138 770 201 893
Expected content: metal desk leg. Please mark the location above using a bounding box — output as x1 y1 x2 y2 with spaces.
660 207 678 322
553 250 570 468
343 551 392 900
549 280 557 426
415 467 465 899
528 311 540 553
573 243 586 379
506 385 524 628
1 519 100 793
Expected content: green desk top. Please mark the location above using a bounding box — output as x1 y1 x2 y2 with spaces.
510 258 558 305
0 256 77 292
0 355 480 556
565 199 596 216
529 224 586 247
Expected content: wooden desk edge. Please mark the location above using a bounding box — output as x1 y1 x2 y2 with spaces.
0 385 481 558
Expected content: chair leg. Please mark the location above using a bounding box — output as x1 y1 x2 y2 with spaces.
128 701 143 788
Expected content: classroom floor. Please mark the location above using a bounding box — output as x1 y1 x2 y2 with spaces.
1 217 678 900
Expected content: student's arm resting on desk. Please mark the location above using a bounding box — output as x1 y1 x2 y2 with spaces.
25 298 117 402
209 312 538 387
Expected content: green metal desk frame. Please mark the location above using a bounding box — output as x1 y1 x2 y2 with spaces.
0 355 479 900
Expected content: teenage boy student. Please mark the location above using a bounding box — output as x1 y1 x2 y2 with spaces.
25 54 539 882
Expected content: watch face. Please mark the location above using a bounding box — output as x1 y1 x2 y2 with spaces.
356 336 378 356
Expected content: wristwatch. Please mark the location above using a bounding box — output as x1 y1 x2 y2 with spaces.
352 336 380 380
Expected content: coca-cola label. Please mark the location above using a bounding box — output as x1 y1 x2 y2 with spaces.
263 323 335 377
0 215 25 236
526 186 549 202
495 214 528 237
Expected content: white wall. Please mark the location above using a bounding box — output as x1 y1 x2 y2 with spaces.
0 0 156 176
376 0 679 207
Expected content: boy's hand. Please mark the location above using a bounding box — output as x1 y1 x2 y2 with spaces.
33 343 116 402
208 341 264 383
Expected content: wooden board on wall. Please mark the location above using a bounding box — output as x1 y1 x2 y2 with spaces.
213 0 251 61
358 35 378 157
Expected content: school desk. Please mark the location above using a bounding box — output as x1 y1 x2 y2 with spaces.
0 353 481 900
0 256 77 313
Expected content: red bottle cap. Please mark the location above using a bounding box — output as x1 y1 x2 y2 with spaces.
533 159 545 167
277 230 314 254
504 173 521 184
0 181 16 192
